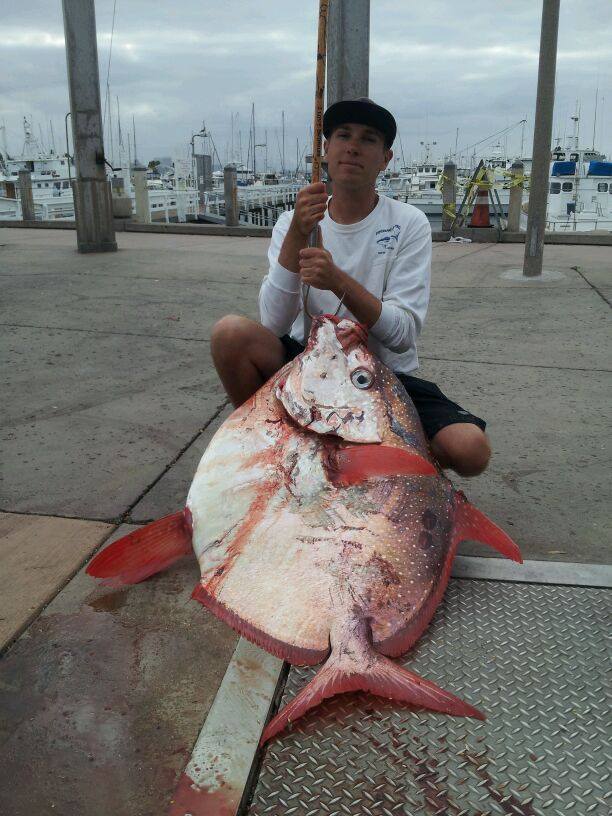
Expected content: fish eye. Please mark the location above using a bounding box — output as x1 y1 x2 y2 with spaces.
351 368 374 389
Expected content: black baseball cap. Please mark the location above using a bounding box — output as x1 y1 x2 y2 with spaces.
323 97 397 148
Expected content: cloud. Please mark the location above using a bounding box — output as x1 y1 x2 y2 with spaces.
1 0 610 164
1 29 65 48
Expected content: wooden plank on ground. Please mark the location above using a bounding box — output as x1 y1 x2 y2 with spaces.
0 512 113 651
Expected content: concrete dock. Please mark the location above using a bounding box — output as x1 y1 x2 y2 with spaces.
1 227 610 814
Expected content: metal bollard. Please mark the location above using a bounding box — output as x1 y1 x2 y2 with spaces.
507 161 524 232
441 162 456 232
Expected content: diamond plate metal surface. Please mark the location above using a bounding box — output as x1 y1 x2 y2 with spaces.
247 580 611 816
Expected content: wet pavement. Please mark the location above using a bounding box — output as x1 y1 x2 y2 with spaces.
0 227 610 814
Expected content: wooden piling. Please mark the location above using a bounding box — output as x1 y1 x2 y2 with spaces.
18 170 35 222
132 167 151 224
441 162 456 232
507 161 524 232
224 165 239 227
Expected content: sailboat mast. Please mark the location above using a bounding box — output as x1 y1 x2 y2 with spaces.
592 85 599 150
282 110 285 175
251 103 256 179
132 115 138 166
116 97 122 147
108 90 114 169
1 122 9 161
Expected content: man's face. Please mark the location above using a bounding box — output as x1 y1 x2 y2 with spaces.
324 122 393 190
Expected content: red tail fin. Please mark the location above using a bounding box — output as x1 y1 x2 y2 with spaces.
261 639 484 744
86 510 192 586
453 492 522 563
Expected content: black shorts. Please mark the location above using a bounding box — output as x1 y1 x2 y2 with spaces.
279 335 486 440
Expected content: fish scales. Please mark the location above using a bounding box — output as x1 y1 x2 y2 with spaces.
188 364 453 659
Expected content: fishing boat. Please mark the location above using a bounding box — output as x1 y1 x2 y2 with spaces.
528 115 611 232
377 141 527 219
0 118 199 223
0 118 75 220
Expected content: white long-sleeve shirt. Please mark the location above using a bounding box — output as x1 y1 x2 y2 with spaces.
259 195 432 374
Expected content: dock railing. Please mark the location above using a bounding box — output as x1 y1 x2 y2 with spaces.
203 183 301 227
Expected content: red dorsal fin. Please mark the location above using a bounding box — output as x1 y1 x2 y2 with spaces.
86 510 193 586
325 444 437 487
453 492 522 563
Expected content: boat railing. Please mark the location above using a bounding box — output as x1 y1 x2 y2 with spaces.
0 196 20 219
546 217 607 231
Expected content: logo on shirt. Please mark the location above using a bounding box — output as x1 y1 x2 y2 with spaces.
375 224 401 255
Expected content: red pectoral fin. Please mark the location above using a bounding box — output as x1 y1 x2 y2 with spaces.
453 494 522 563
325 444 437 487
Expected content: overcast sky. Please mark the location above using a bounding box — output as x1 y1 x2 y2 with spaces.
2 1 610 171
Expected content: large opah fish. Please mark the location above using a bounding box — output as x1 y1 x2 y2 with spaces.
88 315 521 744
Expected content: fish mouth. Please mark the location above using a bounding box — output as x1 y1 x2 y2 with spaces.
308 406 365 430
277 385 313 427
277 389 367 436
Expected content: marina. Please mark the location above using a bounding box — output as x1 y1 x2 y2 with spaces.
3 115 610 232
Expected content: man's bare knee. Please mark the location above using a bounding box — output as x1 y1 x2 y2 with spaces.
431 424 491 477
211 315 256 363
211 315 284 371
455 433 491 477
210 315 287 407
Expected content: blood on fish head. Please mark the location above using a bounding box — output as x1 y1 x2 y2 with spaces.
276 315 386 442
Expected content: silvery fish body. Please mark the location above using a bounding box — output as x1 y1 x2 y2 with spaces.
186 315 521 741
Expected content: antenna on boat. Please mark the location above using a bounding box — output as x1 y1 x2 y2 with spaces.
570 100 580 150
592 81 599 150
